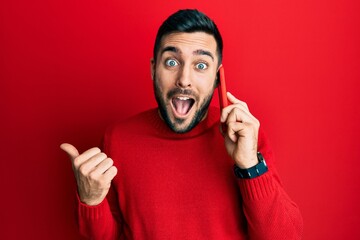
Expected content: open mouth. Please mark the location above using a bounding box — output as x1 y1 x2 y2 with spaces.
171 96 195 117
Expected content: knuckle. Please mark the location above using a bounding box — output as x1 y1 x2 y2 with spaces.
107 166 118 179
73 156 83 168
224 105 233 113
226 111 236 122
88 171 99 180
252 118 260 127
234 107 242 114
221 109 228 117
97 152 107 159
107 158 114 166
78 164 88 175
227 123 234 135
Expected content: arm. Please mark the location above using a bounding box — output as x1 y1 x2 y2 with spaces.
76 184 123 239
221 92 303 239
237 131 303 240
61 144 122 239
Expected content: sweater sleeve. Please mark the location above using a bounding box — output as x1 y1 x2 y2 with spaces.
75 125 124 240
76 185 123 240
237 129 303 240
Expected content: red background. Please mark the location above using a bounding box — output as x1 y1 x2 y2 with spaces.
1 0 359 239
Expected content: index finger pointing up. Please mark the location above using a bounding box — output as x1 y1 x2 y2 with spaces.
227 92 241 104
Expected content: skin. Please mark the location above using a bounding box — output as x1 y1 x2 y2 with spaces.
221 92 260 169
60 31 259 206
151 32 219 133
152 32 259 168
60 144 117 206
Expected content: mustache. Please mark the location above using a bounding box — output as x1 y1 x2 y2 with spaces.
167 88 196 99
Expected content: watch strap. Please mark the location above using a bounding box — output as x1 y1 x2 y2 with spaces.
233 152 268 179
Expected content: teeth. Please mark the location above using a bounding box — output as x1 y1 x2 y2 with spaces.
177 96 190 100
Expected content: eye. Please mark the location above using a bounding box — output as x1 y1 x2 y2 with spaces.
165 59 178 67
196 62 208 70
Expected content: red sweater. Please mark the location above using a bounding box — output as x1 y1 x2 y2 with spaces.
76 106 303 240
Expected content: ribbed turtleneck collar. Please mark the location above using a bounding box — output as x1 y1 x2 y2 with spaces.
149 106 220 139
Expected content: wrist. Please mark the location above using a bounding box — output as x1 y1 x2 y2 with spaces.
78 192 104 206
235 154 258 169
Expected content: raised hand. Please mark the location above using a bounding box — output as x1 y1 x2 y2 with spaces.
220 92 260 169
60 143 118 206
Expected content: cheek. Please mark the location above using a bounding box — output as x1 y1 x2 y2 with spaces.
197 75 216 94
155 76 171 97
156 70 176 90
156 77 169 92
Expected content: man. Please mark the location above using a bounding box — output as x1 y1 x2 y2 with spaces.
61 9 303 239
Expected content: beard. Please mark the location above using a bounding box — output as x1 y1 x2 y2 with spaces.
153 79 215 134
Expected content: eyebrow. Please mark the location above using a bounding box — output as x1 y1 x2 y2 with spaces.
161 46 178 55
160 46 214 61
193 49 214 61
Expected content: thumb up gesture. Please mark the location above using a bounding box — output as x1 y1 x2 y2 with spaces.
60 143 118 206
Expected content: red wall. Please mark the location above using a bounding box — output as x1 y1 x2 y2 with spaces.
2 0 359 239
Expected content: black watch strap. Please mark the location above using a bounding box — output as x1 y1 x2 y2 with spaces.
233 152 268 179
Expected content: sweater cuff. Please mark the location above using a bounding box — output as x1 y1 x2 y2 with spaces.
76 193 110 220
237 171 277 201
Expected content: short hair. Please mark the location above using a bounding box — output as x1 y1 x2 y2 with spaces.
153 9 223 65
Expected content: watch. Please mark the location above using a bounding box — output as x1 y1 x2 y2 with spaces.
233 152 268 179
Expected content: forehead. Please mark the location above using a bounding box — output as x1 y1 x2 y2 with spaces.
159 32 217 58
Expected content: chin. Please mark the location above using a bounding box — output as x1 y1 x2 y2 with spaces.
167 105 208 133
170 115 197 133
153 80 214 134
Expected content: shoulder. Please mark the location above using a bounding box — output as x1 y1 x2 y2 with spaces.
105 108 158 139
103 109 159 153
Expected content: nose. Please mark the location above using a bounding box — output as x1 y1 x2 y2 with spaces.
176 66 192 88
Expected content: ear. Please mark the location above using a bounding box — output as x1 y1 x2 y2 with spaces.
216 64 223 79
150 58 155 80
215 64 223 87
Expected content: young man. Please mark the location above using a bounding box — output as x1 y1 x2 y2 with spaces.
61 9 303 240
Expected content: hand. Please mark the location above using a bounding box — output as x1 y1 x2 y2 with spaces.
220 92 260 169
60 143 118 206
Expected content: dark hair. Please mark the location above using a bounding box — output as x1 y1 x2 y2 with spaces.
153 9 223 65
